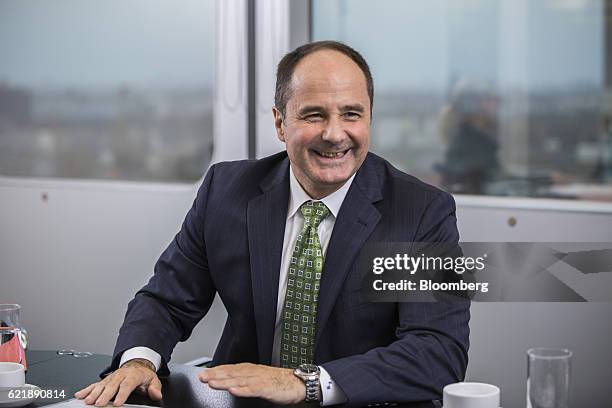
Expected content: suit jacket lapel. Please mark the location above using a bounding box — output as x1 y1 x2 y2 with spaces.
315 154 383 351
247 158 290 365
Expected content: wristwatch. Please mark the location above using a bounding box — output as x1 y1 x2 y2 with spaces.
293 363 321 402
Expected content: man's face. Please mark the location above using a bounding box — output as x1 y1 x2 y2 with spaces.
273 50 371 199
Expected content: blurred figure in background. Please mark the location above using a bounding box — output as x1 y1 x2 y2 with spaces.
436 79 500 194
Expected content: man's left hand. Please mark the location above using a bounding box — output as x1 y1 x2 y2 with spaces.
198 363 305 405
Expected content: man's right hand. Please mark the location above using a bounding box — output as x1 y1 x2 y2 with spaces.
74 358 162 407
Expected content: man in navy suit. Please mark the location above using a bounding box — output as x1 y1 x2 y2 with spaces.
76 41 469 407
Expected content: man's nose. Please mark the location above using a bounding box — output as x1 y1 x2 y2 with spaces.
321 116 347 144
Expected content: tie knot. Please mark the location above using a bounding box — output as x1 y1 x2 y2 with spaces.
300 201 330 228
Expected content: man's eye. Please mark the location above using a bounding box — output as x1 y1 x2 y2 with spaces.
343 112 361 120
304 113 323 121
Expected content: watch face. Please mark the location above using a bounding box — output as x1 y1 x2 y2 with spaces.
298 364 319 375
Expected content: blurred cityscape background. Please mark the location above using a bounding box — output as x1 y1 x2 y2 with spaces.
0 0 214 183
1 0 611 200
314 0 612 201
0 83 213 182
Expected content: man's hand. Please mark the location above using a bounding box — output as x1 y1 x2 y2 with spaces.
74 359 162 407
198 363 306 405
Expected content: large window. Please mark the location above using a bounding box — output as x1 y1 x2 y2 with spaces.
0 0 214 183
312 0 612 201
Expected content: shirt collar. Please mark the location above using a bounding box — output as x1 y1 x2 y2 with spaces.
287 164 356 220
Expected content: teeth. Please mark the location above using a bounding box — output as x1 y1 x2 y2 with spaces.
319 151 344 158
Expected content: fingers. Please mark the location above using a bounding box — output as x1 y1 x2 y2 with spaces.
74 383 96 399
199 366 232 381
206 376 251 391
198 364 260 398
147 376 163 401
90 372 127 407
84 377 110 405
75 364 161 407
82 381 108 406
112 377 141 407
207 364 303 404
198 368 227 383
199 363 255 382
197 364 304 404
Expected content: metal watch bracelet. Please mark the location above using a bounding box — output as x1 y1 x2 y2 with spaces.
304 377 319 402
294 364 321 403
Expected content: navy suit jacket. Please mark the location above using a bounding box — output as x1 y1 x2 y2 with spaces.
108 151 470 406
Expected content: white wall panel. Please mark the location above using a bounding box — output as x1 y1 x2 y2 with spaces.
0 178 228 362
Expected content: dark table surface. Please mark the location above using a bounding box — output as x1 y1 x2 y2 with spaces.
24 350 236 407
25 350 113 407
21 350 437 408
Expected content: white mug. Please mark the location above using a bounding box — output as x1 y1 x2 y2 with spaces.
0 362 25 388
443 382 500 408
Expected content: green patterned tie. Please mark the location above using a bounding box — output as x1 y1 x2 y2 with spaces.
280 201 330 368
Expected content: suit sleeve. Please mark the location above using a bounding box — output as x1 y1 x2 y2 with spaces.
102 165 218 378
321 191 470 406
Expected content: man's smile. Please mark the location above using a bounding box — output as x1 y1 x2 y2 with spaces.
311 148 352 161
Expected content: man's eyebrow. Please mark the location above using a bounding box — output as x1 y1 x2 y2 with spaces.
340 104 365 113
297 103 366 116
297 105 325 115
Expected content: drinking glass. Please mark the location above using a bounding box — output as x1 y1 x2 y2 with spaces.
0 304 28 369
527 348 572 408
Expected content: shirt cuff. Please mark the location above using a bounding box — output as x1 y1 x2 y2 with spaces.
319 366 347 406
119 347 162 372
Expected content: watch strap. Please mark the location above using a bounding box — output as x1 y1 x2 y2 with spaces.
304 376 319 402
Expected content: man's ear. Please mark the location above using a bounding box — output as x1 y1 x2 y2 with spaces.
272 107 286 142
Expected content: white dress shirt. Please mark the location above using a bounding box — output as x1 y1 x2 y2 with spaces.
121 165 354 405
